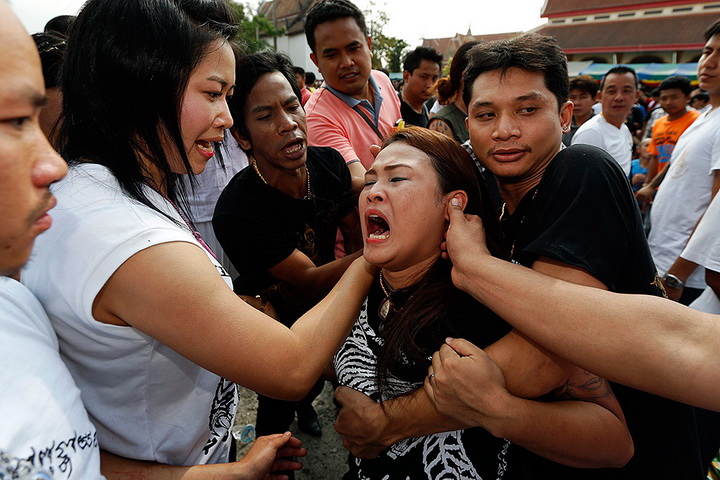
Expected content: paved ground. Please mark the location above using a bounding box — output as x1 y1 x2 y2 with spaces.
233 382 349 479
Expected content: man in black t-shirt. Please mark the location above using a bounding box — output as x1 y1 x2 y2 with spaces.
213 51 361 445
398 46 442 128
431 33 704 479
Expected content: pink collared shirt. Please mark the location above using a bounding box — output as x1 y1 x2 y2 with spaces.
305 70 402 169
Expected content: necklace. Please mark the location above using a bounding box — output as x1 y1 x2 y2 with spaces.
147 184 217 259
500 186 539 259
378 270 394 321
252 158 312 200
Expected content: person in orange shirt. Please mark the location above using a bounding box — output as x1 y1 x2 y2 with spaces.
638 75 700 189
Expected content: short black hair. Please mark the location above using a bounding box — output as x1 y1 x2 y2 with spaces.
658 75 693 96
600 66 638 91
403 46 442 74
305 71 316 85
304 0 367 53
705 18 720 41
32 32 67 89
463 34 568 111
293 65 305 76
568 75 598 98
692 91 710 102
229 50 302 141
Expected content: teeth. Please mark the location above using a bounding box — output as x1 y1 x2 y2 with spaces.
284 143 303 154
196 141 213 153
368 233 390 240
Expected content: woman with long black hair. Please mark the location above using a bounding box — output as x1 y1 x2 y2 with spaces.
21 0 374 476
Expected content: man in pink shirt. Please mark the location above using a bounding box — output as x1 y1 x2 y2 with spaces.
304 0 402 189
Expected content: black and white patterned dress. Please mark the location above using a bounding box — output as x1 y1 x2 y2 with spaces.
334 279 517 480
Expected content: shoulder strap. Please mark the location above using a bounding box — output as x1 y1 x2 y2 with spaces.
352 105 384 140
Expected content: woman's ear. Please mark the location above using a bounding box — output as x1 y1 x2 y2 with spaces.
445 190 468 221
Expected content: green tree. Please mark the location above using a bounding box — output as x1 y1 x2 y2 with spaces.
228 1 285 54
363 0 409 71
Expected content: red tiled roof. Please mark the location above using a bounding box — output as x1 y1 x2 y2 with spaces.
422 32 519 61
536 12 715 52
542 0 700 17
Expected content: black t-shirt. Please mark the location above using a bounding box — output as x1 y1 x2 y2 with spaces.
213 146 356 323
502 144 704 479
336 278 517 479
398 92 429 128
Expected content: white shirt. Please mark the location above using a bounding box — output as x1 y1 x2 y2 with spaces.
0 277 103 480
649 108 720 289
682 193 720 313
572 113 633 175
23 164 237 466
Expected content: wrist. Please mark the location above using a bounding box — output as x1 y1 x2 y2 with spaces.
473 388 517 438
662 272 686 289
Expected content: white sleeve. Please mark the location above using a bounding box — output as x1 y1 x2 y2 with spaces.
681 194 720 272
571 124 604 148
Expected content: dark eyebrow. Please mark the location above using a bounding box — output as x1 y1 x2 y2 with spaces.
516 92 544 102
249 95 299 114
33 92 49 109
366 163 413 176
321 40 362 56
283 95 300 106
472 92 544 109
250 104 273 114
206 75 228 87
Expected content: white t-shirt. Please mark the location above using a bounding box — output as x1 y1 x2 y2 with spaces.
0 277 102 480
22 164 237 466
682 193 720 313
571 113 633 175
648 108 720 289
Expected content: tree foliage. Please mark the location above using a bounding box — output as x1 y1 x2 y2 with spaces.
228 1 285 54
363 0 409 72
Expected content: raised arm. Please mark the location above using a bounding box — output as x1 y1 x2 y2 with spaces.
265 248 362 301
442 195 720 411
93 242 375 401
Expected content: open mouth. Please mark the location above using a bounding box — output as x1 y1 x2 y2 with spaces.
195 140 214 158
282 139 304 155
367 214 390 240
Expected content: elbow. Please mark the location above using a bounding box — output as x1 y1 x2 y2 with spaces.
274 368 322 402
604 434 634 468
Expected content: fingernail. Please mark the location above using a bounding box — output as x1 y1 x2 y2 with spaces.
446 337 454 343
451 195 461 207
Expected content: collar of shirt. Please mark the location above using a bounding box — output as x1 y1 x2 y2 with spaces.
323 73 384 125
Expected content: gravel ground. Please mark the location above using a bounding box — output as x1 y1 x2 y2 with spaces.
233 382 350 479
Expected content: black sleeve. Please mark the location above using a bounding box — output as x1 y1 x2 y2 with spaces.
445 292 513 349
520 145 641 289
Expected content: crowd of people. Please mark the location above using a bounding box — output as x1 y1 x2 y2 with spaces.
2 0 720 479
